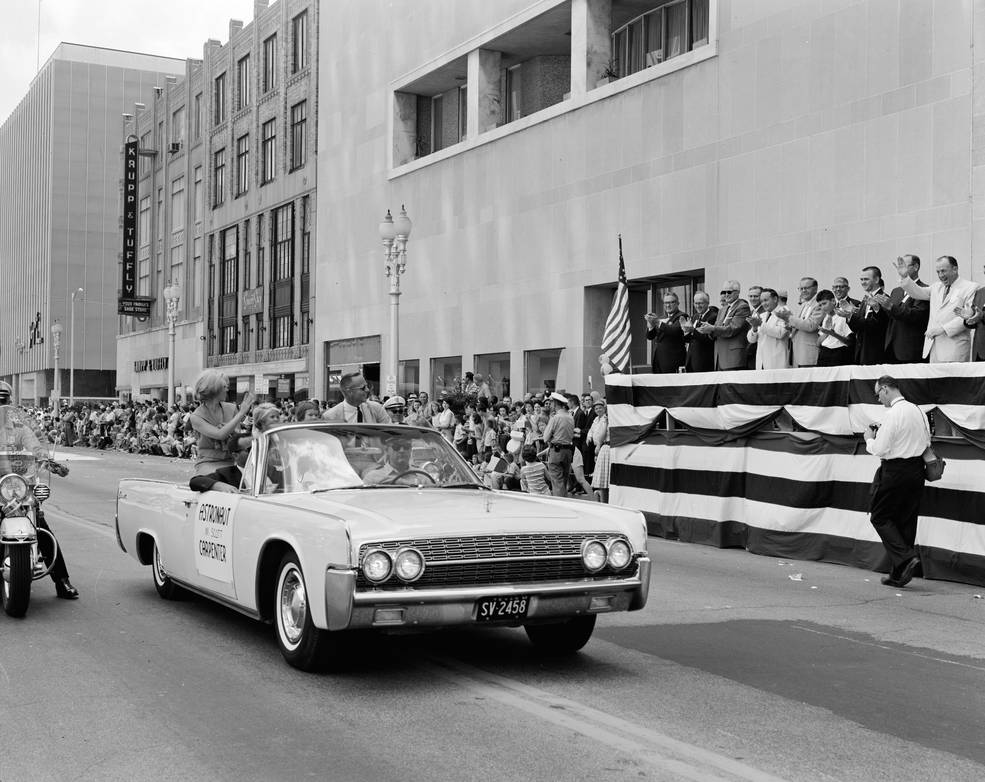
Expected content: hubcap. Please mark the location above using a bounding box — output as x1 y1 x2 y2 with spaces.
153 548 166 584
279 567 307 645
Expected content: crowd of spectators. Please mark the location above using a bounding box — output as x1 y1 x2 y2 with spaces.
645 255 985 372
16 369 612 501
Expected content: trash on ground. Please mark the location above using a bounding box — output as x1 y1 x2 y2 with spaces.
788 573 804 581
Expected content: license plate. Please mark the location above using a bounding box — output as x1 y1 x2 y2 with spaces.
476 595 529 622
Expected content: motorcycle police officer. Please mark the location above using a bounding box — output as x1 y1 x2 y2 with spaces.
0 382 78 599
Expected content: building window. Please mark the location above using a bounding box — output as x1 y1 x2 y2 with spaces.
236 134 250 196
272 203 294 281
290 101 306 170
193 165 203 223
237 55 251 110
505 64 522 122
292 11 308 73
138 195 150 247
138 253 151 296
213 148 225 207
169 244 184 291
458 85 467 141
193 236 202 307
256 214 265 287
261 119 276 183
139 132 151 176
524 348 562 394
214 72 227 124
474 352 510 400
300 196 310 275
193 93 202 140
170 176 185 232
612 0 709 78
263 34 277 92
221 226 238 295
431 94 444 153
156 187 163 239
272 315 291 349
255 313 264 350
431 356 462 398
221 325 237 355
241 315 251 352
243 218 251 289
171 106 185 143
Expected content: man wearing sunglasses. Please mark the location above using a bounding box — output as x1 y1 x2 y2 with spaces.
323 371 392 423
696 281 750 370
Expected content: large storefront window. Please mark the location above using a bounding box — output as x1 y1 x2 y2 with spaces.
524 348 562 395
398 359 419 398
326 335 382 403
431 356 462 397
474 352 510 400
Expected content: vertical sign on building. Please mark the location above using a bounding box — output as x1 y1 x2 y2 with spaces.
118 137 152 316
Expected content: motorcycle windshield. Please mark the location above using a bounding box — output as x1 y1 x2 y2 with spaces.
0 405 51 477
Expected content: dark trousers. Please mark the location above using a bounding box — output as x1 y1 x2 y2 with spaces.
817 345 852 366
37 510 69 582
546 446 573 497
869 457 924 575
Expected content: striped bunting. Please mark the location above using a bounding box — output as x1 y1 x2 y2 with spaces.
606 364 985 444
609 436 985 584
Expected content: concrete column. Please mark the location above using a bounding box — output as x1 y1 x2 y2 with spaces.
571 0 611 95
467 48 501 136
392 92 417 167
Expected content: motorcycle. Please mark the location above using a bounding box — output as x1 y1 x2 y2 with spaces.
0 405 68 617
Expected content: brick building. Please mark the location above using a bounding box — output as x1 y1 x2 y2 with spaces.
117 0 318 402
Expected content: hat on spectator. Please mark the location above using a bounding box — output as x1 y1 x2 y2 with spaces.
383 395 406 410
407 393 419 402
549 392 567 405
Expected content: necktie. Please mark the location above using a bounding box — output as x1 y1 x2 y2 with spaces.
356 406 364 423
824 314 833 331
944 284 951 300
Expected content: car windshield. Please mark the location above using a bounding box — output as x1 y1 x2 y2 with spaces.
248 425 482 494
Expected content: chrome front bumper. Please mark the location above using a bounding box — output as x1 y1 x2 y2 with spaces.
322 556 651 631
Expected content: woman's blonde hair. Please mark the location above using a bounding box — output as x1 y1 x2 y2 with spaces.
252 402 281 432
194 369 229 402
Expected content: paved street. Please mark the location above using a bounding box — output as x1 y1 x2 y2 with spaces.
0 447 982 781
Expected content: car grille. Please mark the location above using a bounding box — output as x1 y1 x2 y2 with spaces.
355 533 638 591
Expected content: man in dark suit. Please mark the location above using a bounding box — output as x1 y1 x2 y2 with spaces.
696 280 750 370
870 254 929 363
842 266 889 365
645 292 687 373
683 291 718 372
745 285 764 369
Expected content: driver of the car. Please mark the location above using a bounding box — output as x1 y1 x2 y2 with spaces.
362 436 413 484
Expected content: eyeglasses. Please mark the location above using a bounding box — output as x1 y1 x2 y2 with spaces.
797 286 814 291
720 289 738 295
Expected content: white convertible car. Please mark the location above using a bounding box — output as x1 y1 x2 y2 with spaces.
115 423 650 670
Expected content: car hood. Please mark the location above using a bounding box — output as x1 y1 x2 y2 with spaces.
278 488 646 547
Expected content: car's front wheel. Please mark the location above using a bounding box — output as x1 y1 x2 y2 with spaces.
274 552 335 671
524 615 597 654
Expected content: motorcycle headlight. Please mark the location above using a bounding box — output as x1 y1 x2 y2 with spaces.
581 539 607 573
393 547 425 582
362 549 393 583
0 474 29 502
606 538 632 571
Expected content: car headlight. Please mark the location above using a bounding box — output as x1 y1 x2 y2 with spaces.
393 547 425 582
606 538 632 571
581 539 607 573
362 549 393 583
0 474 29 503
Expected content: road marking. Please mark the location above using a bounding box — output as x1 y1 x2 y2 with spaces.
425 656 790 782
49 453 101 461
792 624 985 672
44 506 117 541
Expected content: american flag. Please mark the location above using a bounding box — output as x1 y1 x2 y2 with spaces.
601 238 632 373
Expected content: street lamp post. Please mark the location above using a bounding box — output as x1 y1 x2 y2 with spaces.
378 206 412 398
163 282 182 407
69 287 84 405
50 321 63 407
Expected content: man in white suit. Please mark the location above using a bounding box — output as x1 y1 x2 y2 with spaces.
323 372 392 423
776 277 823 366
746 288 791 369
894 255 978 362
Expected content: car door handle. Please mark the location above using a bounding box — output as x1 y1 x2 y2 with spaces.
183 499 195 508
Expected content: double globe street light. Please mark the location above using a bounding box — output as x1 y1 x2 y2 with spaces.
69 287 84 405
163 282 182 407
50 320 63 407
378 206 412 398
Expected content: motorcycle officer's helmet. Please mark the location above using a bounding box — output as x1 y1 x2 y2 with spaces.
0 381 11 404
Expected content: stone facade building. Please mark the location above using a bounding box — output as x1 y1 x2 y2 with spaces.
117 0 318 402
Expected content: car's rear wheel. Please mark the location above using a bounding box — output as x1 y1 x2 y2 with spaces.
152 541 186 600
274 552 335 671
524 615 597 654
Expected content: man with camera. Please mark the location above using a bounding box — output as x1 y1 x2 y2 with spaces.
863 376 929 588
